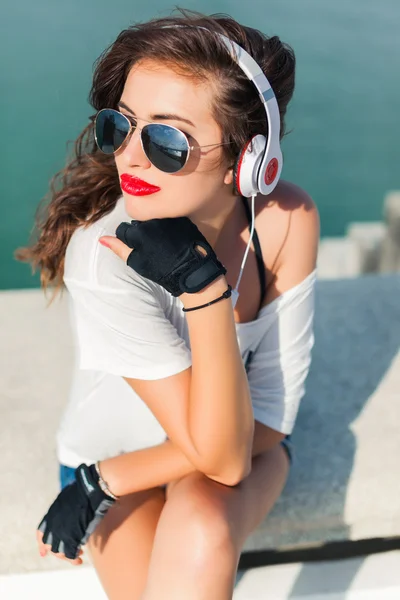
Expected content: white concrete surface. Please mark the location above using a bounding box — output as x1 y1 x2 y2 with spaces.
380 191 400 272
234 550 400 599
317 238 362 278
1 551 400 599
346 221 386 273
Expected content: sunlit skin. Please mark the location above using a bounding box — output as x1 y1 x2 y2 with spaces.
113 59 240 248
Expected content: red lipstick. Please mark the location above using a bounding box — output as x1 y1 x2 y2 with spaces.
120 174 161 196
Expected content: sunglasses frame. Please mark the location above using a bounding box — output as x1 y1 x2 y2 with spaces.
93 108 230 173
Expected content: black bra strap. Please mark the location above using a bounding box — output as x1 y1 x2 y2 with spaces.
240 196 267 312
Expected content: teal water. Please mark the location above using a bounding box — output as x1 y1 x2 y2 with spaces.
1 0 399 289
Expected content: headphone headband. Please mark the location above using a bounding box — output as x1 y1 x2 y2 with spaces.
215 32 282 195
160 24 283 196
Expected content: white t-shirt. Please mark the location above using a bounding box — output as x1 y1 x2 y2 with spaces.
57 196 316 467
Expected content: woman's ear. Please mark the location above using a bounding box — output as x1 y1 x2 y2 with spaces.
223 165 234 186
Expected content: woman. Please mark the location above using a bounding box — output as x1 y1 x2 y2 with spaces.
16 9 319 600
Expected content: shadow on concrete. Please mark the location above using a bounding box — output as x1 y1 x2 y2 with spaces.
236 273 400 597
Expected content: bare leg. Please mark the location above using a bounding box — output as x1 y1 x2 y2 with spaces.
140 444 289 600
86 486 166 600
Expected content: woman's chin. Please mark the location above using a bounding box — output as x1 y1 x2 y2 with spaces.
122 192 162 220
122 193 149 219
122 192 184 221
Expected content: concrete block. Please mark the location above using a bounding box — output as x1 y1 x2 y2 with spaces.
317 238 362 279
379 191 400 272
346 221 386 273
2 550 400 599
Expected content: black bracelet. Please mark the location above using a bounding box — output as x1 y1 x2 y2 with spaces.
182 285 233 312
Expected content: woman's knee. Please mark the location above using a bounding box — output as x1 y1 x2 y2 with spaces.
164 473 239 554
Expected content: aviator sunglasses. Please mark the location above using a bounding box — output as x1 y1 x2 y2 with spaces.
93 108 230 174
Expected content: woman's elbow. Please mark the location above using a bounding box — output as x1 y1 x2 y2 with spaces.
228 427 254 484
227 461 252 486
206 459 252 487
206 440 254 486
234 451 253 484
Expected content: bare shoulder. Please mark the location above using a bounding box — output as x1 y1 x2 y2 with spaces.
256 179 320 304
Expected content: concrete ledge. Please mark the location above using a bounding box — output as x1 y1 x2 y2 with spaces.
317 190 400 279
346 222 386 273
2 550 400 599
317 238 362 279
1 274 400 573
242 274 400 552
380 191 400 272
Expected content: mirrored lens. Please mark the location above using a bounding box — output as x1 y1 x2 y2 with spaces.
95 109 130 154
142 124 189 173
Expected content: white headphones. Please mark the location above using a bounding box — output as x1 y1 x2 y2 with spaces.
164 25 283 307
214 32 283 198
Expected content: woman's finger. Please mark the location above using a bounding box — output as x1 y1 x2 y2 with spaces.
36 529 83 562
52 552 83 566
99 236 133 263
36 529 48 556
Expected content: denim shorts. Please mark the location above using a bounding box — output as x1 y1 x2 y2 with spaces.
281 434 294 465
59 437 292 492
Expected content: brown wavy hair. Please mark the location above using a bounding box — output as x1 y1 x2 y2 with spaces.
15 8 296 303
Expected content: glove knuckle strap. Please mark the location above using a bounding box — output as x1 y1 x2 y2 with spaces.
180 258 226 294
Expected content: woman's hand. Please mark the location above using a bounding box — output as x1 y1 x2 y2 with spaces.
36 464 115 563
99 216 227 297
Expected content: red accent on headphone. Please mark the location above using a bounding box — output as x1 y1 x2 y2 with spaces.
265 158 279 185
234 139 252 196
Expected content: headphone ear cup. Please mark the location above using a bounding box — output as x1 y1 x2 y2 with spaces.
232 140 253 197
234 135 266 198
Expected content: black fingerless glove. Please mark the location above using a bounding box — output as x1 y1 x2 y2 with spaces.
37 464 115 560
115 216 227 296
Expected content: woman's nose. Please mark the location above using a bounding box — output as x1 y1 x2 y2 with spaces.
121 127 151 169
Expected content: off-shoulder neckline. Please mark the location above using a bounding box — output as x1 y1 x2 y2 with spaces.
235 268 317 327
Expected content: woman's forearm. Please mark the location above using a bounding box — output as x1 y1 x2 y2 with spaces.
100 439 242 497
180 275 254 481
98 421 271 497
100 439 197 496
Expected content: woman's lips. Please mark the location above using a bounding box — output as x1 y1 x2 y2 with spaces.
120 174 161 196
